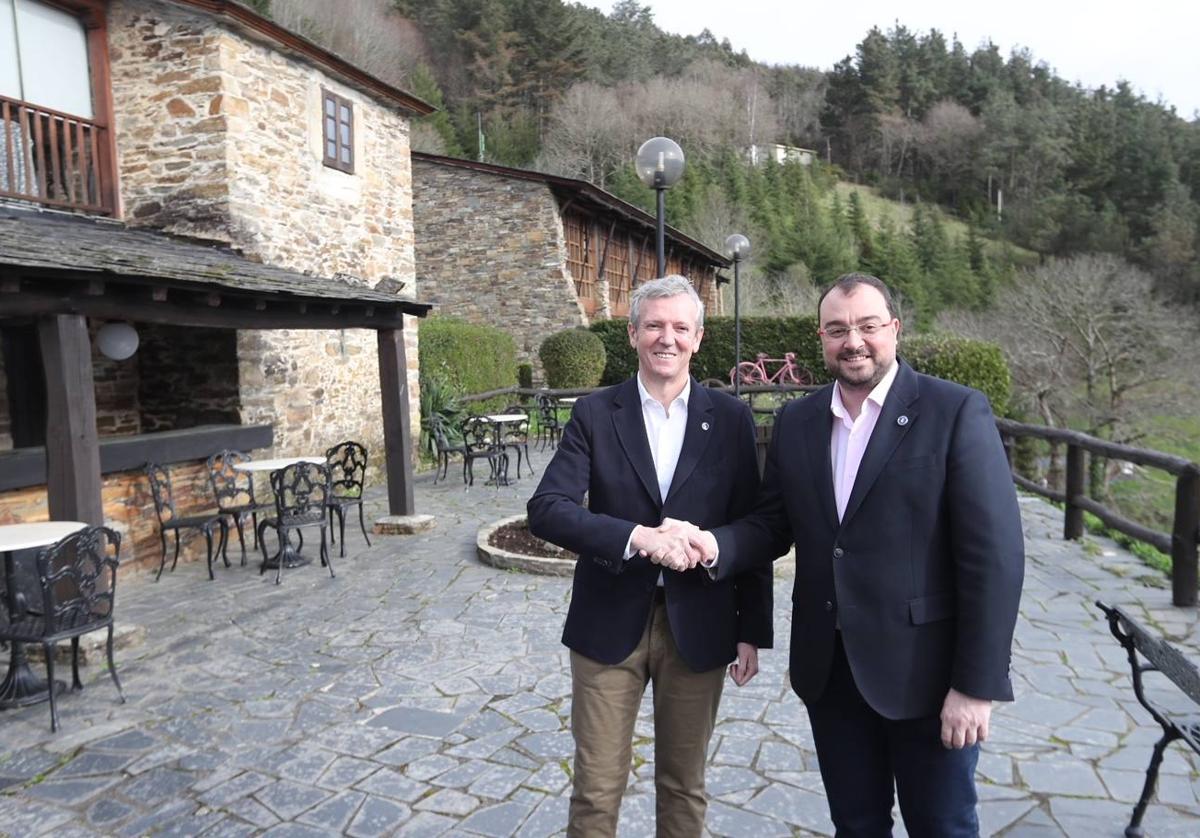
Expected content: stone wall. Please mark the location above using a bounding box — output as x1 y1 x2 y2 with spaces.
412 160 584 374
138 324 240 431
90 321 142 437
107 0 421 477
0 461 221 570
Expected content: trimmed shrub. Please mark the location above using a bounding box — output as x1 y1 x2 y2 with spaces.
539 328 606 388
901 334 1011 416
517 362 534 390
590 317 1011 415
419 317 517 408
590 315 825 385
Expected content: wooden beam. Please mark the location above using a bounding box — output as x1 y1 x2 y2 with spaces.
377 326 415 516
0 292 407 331
37 314 103 525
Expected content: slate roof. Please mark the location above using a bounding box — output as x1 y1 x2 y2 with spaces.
0 204 430 315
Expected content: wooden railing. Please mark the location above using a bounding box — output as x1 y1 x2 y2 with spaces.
0 95 114 215
995 418 1200 607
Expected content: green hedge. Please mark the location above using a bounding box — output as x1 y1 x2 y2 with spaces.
590 316 824 385
901 334 1011 416
590 318 1011 414
419 317 517 411
539 327 607 388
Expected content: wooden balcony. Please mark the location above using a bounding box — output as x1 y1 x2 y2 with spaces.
0 95 115 216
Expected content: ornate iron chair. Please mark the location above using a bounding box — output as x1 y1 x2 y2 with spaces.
145 462 229 581
431 425 467 485
257 461 334 584
206 449 272 565
461 416 507 487
536 394 563 451
500 404 535 479
0 526 126 732
325 440 370 558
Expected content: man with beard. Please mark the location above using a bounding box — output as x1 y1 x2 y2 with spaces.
665 273 1024 835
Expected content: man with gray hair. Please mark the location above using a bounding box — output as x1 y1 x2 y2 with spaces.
529 275 773 837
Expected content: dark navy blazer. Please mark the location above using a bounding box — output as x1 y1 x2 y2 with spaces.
714 360 1024 719
527 376 773 673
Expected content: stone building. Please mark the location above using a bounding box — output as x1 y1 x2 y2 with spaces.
0 0 432 566
411 152 728 372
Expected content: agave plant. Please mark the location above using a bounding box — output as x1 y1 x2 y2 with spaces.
419 375 463 455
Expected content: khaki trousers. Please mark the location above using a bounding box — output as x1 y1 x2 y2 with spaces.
568 599 726 838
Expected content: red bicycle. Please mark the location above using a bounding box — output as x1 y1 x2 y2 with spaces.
730 352 813 386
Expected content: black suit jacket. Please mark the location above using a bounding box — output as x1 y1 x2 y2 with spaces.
714 361 1024 719
527 377 773 673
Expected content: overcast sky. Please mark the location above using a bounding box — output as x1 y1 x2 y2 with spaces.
580 0 1200 118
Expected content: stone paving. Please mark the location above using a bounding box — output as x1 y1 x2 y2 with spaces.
1 446 1199 837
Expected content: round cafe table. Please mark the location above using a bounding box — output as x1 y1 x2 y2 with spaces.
0 521 87 708
232 457 325 569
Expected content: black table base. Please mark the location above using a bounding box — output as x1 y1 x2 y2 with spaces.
0 644 64 709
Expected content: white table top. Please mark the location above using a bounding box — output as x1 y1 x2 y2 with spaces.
233 456 325 473
484 414 527 423
558 397 578 404
0 521 87 553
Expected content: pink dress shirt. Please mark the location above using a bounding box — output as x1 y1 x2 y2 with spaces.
829 362 899 522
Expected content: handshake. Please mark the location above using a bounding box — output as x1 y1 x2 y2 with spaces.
631 518 718 572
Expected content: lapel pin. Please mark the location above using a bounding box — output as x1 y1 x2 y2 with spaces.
701 422 710 431
897 415 909 426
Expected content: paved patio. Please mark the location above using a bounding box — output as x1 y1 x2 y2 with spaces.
1 446 1198 837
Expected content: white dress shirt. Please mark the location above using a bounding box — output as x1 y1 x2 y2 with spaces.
623 375 690 573
829 361 899 521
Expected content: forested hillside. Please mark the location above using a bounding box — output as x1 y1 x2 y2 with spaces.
262 0 1199 322
258 0 1200 525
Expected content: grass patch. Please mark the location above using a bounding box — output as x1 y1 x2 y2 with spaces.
833 183 1040 267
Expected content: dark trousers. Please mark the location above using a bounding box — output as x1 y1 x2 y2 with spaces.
805 634 979 837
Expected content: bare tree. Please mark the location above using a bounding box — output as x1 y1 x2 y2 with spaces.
942 253 1200 495
269 0 427 88
875 111 918 179
918 101 983 194
534 82 632 187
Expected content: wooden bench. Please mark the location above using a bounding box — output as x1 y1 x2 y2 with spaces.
1096 601 1200 837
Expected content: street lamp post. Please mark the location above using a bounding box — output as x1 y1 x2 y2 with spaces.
724 234 750 397
635 137 685 278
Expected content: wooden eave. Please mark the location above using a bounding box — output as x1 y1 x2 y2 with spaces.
0 207 431 330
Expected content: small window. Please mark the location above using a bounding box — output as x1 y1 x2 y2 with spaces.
322 89 353 173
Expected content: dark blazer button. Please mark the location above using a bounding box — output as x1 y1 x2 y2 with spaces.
824 601 834 611
832 547 844 559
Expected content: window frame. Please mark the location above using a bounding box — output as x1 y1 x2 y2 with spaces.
321 88 354 174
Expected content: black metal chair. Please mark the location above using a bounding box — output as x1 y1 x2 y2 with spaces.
325 440 370 558
146 462 229 581
461 416 507 487
257 461 334 584
536 394 563 451
431 425 468 484
500 405 535 479
0 526 126 732
206 449 272 566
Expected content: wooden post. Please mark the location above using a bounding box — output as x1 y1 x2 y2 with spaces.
1171 465 1200 607
1002 433 1014 471
1064 443 1085 540
38 315 102 525
377 325 415 516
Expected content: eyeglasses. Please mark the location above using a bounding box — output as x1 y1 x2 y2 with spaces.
817 321 892 341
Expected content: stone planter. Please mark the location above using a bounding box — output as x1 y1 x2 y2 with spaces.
476 514 576 577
